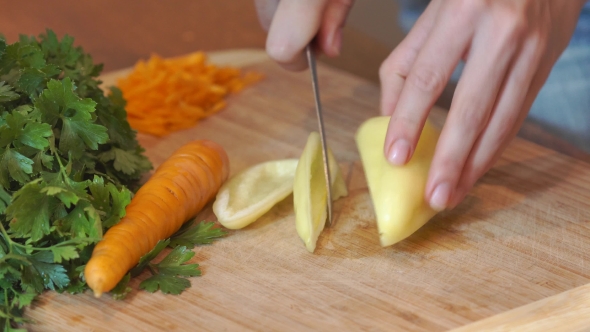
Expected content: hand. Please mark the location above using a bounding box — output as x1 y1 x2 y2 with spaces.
254 0 354 71
379 0 585 211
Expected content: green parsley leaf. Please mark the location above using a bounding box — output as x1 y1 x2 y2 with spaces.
110 273 132 301
20 121 52 150
139 274 191 295
0 147 34 186
28 251 69 291
31 151 54 173
0 185 10 214
15 66 60 97
87 175 131 228
99 147 150 175
41 30 81 69
50 245 79 264
60 108 108 156
6 179 60 241
0 108 52 151
40 185 79 208
139 246 200 295
155 247 200 278
104 183 131 228
13 289 37 309
0 38 5 59
0 81 19 102
19 44 45 69
34 78 108 157
130 239 170 277
170 220 227 249
61 201 102 240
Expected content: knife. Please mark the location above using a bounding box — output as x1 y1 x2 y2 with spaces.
306 45 333 227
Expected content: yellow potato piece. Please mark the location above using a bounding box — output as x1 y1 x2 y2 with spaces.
213 159 299 229
356 116 440 247
294 132 348 252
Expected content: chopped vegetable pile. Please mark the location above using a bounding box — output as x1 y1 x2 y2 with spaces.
0 30 227 330
117 52 263 137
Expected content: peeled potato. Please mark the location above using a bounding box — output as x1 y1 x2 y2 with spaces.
356 116 441 247
294 131 348 252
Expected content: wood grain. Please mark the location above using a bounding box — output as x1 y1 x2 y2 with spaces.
452 283 590 332
24 50 590 332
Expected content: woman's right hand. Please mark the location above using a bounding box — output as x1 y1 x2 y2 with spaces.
254 0 355 71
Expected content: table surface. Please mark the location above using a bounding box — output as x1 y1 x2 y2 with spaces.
2 3 590 331
18 49 590 332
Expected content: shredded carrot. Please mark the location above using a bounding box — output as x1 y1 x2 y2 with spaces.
117 52 263 137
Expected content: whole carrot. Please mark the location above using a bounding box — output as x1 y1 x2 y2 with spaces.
84 140 230 297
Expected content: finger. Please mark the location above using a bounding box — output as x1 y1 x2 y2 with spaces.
317 0 355 57
384 1 476 166
449 31 550 209
266 0 329 71
254 0 280 31
379 0 442 117
424 15 523 211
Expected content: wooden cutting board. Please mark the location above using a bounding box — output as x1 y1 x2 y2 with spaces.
24 49 590 331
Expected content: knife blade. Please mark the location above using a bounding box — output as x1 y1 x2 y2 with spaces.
306 45 333 227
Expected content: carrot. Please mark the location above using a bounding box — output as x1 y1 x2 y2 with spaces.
84 139 230 297
117 52 264 137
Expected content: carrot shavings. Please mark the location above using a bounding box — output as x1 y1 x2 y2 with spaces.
117 52 263 136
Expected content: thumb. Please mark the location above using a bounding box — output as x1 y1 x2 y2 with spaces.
266 0 330 71
254 0 280 32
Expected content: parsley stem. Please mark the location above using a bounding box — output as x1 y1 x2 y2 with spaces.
0 222 14 252
50 145 72 184
87 170 118 185
147 264 158 275
10 237 97 252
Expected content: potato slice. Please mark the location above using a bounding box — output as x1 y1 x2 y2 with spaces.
294 132 348 252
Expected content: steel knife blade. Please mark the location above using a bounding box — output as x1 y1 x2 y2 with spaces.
305 45 333 227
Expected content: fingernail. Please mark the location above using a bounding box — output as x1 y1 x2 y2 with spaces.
387 140 411 165
430 183 451 211
330 28 342 56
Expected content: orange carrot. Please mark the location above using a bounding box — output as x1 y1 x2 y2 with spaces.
117 52 264 136
84 140 230 297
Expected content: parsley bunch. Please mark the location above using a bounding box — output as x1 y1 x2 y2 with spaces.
0 30 153 330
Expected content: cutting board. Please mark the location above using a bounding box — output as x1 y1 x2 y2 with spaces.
24 49 590 331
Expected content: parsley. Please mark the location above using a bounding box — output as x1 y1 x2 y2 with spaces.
169 219 228 249
0 30 153 330
110 220 226 299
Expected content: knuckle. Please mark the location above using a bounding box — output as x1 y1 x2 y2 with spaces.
454 108 488 133
379 51 414 82
493 122 514 144
390 114 420 128
527 30 548 52
494 6 528 42
435 155 465 181
450 0 488 16
407 66 447 94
